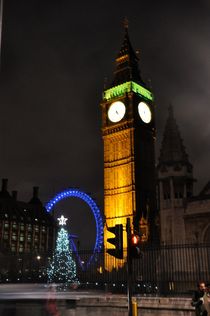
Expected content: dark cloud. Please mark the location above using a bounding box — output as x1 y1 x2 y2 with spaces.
0 0 209 247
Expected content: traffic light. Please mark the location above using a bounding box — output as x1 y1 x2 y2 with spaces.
129 234 141 258
107 224 123 259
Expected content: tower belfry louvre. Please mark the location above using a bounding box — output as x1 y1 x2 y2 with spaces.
101 23 158 270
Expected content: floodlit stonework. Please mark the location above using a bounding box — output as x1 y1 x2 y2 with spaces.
157 106 210 244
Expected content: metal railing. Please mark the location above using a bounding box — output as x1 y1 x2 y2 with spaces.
0 243 209 296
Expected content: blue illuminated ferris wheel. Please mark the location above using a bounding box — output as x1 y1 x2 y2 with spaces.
45 189 104 270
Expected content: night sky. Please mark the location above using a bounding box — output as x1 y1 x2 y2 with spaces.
0 0 210 249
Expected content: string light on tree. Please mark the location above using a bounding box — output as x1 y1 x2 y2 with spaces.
45 189 104 270
47 215 79 289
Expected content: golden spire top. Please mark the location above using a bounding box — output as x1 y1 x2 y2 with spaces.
123 17 129 30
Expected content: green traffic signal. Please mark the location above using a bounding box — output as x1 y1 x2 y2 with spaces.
107 224 123 259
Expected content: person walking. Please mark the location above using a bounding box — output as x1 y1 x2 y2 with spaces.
191 281 207 316
45 285 60 316
203 284 210 315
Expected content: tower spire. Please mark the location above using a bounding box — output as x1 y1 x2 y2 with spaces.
110 21 145 88
158 105 191 167
123 16 129 31
157 106 195 244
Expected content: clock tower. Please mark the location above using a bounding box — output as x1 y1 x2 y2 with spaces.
101 23 158 270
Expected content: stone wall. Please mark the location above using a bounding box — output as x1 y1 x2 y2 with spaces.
0 296 195 316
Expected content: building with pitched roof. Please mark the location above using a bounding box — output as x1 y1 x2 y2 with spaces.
0 179 56 280
157 106 210 244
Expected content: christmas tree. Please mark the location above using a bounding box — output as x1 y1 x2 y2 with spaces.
48 215 78 289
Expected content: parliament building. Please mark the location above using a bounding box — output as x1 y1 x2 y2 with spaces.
102 23 210 271
0 179 56 280
157 106 210 245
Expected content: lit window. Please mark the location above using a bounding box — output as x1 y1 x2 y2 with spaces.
19 242 24 252
12 222 17 229
20 223 25 231
20 234 24 242
3 233 8 240
11 244 16 252
12 233 17 241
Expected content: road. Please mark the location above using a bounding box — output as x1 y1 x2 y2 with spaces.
0 284 193 316
0 284 128 316
0 283 120 300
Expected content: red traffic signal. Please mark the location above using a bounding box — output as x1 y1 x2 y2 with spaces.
129 234 141 258
131 234 140 245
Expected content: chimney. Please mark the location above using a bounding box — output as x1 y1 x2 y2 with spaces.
29 186 42 206
2 178 8 192
33 186 39 199
12 190 17 201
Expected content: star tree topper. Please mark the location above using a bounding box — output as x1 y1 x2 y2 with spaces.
57 215 68 226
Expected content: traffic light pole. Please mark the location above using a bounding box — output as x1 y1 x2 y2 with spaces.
126 217 133 316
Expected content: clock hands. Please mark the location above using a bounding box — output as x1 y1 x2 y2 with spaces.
108 101 126 123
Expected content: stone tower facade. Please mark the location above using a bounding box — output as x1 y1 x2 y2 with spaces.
157 106 210 245
101 25 157 270
157 106 195 244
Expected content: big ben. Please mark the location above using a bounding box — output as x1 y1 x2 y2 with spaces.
101 22 157 270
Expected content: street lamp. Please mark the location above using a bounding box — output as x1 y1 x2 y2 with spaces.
36 255 42 281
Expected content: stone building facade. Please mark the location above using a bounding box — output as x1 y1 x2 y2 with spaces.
157 106 210 244
0 178 56 280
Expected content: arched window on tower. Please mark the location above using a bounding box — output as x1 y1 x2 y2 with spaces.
174 181 184 207
163 180 171 208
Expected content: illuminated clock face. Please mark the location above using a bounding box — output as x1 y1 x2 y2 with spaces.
108 101 126 123
138 102 152 123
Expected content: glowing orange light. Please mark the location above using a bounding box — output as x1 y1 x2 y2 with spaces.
131 235 139 245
